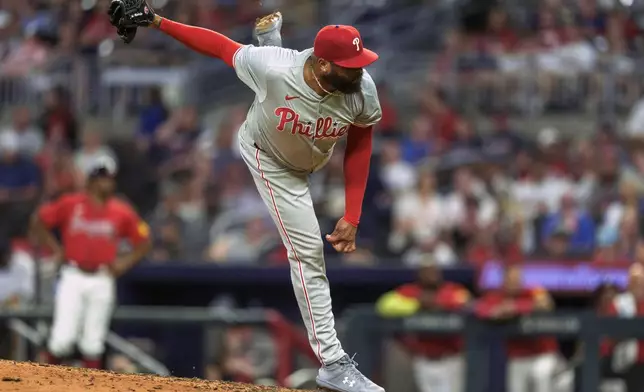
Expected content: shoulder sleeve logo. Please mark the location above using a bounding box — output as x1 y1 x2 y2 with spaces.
137 221 150 238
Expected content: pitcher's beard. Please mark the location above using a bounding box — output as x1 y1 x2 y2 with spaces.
322 74 362 94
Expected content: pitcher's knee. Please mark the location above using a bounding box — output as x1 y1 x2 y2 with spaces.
291 239 324 265
79 338 106 358
48 336 76 357
288 237 323 258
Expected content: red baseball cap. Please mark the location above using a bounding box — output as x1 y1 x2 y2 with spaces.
313 25 378 69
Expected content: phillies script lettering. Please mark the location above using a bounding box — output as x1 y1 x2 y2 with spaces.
275 107 349 139
70 206 115 238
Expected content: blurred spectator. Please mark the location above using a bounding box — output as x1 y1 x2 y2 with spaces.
593 225 628 264
543 225 574 259
626 94 644 139
567 140 596 209
3 106 43 157
38 86 78 149
388 169 456 266
74 125 117 185
510 152 571 253
465 229 501 267
78 1 114 53
589 145 621 222
603 179 641 239
197 107 245 182
540 193 595 255
148 191 184 263
0 131 40 204
376 258 470 392
428 29 462 87
148 176 209 263
152 106 203 180
207 214 277 264
379 140 417 196
594 282 620 315
175 178 210 261
444 167 498 253
535 127 568 176
620 148 644 195
400 117 433 164
110 139 159 218
40 147 76 198
450 120 482 154
420 89 460 149
214 160 265 215
481 115 524 163
137 87 169 144
476 265 560 392
1 30 51 76
375 84 399 135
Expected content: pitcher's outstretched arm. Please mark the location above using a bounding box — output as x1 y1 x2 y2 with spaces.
152 15 242 67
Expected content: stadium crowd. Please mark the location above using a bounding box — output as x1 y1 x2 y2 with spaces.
0 0 643 268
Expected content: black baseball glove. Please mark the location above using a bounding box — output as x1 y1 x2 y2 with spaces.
110 0 156 28
108 0 137 44
108 0 157 43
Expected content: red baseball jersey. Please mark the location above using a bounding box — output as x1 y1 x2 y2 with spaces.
476 288 558 358
397 282 470 358
39 192 150 270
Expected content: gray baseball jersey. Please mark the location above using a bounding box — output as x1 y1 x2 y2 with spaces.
233 45 382 172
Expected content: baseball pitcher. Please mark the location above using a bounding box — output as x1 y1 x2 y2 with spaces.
108 1 384 391
30 156 152 369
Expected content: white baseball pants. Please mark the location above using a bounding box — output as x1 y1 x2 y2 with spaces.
507 352 559 392
239 134 345 366
412 355 464 392
48 264 115 358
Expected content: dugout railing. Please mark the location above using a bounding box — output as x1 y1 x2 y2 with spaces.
0 306 318 387
343 306 644 392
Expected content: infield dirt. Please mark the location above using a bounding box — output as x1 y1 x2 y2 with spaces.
0 360 297 392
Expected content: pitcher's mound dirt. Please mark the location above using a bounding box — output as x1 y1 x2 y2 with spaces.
0 360 297 392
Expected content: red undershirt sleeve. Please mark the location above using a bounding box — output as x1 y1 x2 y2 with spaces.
343 125 373 227
158 18 242 67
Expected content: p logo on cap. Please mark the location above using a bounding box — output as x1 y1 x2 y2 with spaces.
313 25 378 69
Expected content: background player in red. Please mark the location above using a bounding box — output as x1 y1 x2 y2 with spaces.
603 263 644 390
376 258 470 392
30 156 151 369
475 265 560 392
